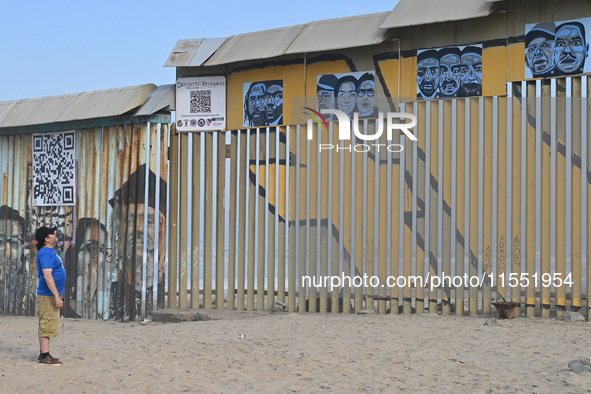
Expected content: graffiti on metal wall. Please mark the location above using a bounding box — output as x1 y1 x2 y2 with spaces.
107 164 167 320
317 71 376 120
525 18 591 78
0 205 29 313
32 131 76 206
243 80 284 127
417 45 482 99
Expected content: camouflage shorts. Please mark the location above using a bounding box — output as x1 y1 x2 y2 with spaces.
37 295 60 338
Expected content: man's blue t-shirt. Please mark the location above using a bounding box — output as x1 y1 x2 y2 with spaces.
36 247 66 296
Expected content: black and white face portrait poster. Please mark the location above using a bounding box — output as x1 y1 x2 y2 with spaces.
525 18 591 79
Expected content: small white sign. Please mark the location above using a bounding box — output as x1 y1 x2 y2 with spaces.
176 76 226 131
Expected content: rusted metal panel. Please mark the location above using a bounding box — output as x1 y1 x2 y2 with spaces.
146 123 158 314
17 135 28 316
158 124 168 310
24 136 35 316
90 128 102 320
104 126 117 319
5 134 16 315
134 123 148 320
123 124 140 320
98 127 110 320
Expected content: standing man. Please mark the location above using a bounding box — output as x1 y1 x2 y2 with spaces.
35 226 66 366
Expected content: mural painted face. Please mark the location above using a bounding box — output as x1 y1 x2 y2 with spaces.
78 225 106 263
357 80 375 117
77 223 107 296
439 53 461 96
417 58 439 97
337 81 357 116
125 204 163 252
317 90 335 112
460 52 482 96
0 219 24 271
526 36 555 74
264 84 283 125
554 24 586 73
247 83 267 126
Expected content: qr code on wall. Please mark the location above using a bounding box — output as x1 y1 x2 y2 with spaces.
32 131 76 206
190 90 211 113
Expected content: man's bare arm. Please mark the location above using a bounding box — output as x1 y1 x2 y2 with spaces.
42 268 63 309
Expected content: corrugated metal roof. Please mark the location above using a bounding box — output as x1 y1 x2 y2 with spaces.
203 24 307 66
285 12 390 54
164 38 228 68
135 84 175 115
380 0 500 29
0 84 157 128
164 39 203 68
168 12 394 68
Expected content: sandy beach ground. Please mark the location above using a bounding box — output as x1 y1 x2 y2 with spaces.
2 310 591 393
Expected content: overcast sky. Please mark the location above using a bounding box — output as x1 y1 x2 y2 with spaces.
0 0 399 102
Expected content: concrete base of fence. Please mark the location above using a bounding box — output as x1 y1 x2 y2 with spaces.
149 308 270 323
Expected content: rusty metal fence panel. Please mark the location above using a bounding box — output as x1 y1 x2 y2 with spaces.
0 122 168 320
169 76 590 318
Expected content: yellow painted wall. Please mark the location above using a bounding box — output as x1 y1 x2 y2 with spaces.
507 43 526 82
483 46 508 97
